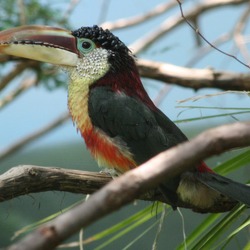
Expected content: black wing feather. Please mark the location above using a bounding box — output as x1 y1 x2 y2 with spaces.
88 86 187 165
197 172 250 207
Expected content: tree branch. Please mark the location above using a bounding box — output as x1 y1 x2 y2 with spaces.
0 166 168 204
233 5 250 63
101 1 177 31
176 0 250 70
0 75 38 110
0 167 111 202
6 122 250 250
185 33 232 67
0 113 70 161
137 59 250 90
130 0 248 54
0 61 38 91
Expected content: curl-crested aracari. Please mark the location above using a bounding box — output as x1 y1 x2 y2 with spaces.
0 25 249 213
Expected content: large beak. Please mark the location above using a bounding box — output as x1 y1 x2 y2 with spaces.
0 25 79 66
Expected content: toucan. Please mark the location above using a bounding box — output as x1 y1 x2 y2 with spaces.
0 25 249 213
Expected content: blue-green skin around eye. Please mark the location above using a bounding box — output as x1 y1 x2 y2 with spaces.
77 38 96 54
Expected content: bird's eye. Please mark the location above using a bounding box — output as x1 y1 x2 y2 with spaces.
77 38 96 54
82 41 91 49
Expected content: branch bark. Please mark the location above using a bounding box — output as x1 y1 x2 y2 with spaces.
6 122 250 250
2 55 250 93
0 165 169 204
0 167 111 202
137 59 250 90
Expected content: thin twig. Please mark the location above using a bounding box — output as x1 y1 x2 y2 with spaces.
0 61 38 91
130 0 248 54
191 16 203 47
60 0 81 25
233 5 250 64
97 0 111 25
177 90 249 103
101 1 177 31
185 33 232 67
153 85 172 107
17 0 26 25
176 0 250 69
0 113 70 161
0 76 38 109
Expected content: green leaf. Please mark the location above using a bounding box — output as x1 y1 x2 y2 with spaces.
214 149 250 176
177 204 247 250
219 216 250 249
121 220 160 250
94 213 160 250
174 111 250 123
243 240 250 250
176 213 221 250
87 203 167 250
84 203 164 245
176 105 250 111
12 201 81 240
191 204 246 250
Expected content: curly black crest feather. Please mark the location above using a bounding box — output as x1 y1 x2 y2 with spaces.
72 25 135 73
72 25 130 54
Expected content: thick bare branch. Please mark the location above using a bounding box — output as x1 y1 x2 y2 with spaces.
0 167 111 201
0 166 168 204
2 59 250 92
6 122 250 250
137 59 250 90
2 59 250 93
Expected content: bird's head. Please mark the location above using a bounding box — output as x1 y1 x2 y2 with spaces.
0 25 136 85
0 25 154 108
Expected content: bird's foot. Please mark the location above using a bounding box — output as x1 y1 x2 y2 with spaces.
100 168 120 179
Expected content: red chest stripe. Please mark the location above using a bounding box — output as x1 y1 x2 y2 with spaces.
197 162 214 173
82 127 137 173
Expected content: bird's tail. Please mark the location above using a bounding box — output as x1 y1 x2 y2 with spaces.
196 172 250 207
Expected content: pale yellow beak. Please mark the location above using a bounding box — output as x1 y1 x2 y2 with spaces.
0 25 79 66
